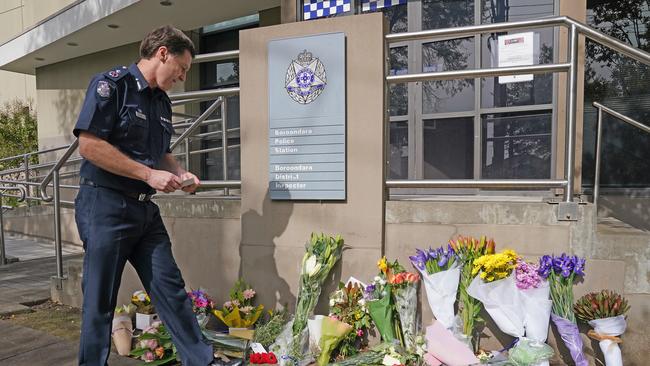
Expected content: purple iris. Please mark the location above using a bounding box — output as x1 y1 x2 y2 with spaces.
409 249 427 271
538 255 553 279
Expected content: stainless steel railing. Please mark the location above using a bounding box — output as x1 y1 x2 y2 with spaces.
0 185 26 265
384 16 650 203
592 102 650 212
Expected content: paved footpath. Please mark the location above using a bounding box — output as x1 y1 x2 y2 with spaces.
0 319 140 365
0 235 139 365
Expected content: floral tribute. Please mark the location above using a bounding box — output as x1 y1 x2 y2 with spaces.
328 281 372 359
539 253 588 366
213 278 264 328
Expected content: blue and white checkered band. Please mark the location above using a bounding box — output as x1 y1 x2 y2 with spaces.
303 0 351 20
96 80 111 98
285 50 327 105
361 0 407 12
108 70 121 78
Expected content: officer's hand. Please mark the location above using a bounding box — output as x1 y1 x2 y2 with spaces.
179 171 201 193
146 169 181 193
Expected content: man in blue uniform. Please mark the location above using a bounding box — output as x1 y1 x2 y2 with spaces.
73 25 214 365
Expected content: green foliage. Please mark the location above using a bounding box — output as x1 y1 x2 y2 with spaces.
253 307 289 349
0 100 38 171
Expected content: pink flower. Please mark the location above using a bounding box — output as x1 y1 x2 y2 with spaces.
223 301 233 309
143 326 158 335
142 351 155 362
196 298 208 308
329 314 340 321
146 339 158 350
356 329 364 337
231 299 240 307
515 259 542 290
243 289 256 300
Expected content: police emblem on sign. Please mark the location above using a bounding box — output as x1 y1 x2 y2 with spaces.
108 70 121 78
96 80 111 98
285 50 326 104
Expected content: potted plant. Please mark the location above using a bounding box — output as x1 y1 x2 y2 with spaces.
132 290 158 330
112 304 135 356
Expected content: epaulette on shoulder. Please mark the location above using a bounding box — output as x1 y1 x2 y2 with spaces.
103 66 128 81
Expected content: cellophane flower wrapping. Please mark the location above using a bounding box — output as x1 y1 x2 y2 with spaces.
539 254 587 366
316 316 352 366
393 283 417 351
410 246 460 330
467 272 525 337
366 285 396 342
551 314 588 366
589 315 626 366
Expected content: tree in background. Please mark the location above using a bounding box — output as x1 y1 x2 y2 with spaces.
0 100 37 206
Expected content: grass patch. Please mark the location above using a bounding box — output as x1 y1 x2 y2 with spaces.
1 300 81 342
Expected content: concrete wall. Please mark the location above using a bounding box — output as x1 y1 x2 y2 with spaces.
238 13 387 313
0 0 39 105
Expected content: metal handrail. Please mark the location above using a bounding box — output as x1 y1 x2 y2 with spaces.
0 184 27 265
592 102 650 212
386 179 568 189
384 15 650 202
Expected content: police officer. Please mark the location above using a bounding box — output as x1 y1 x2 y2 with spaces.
74 26 216 365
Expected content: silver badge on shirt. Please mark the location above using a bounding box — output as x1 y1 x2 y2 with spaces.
96 80 111 98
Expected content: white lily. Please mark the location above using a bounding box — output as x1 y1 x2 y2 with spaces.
304 255 321 277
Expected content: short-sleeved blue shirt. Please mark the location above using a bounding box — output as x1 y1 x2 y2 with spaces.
73 63 174 194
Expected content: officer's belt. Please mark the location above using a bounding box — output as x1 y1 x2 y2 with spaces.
80 177 154 202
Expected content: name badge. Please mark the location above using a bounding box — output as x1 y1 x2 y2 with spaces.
135 110 147 120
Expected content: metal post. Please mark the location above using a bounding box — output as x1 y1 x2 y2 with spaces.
184 137 190 171
221 98 229 196
593 106 604 212
53 170 64 285
0 192 5 266
564 24 579 202
23 154 30 199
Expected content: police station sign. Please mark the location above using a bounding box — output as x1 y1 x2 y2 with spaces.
268 33 346 200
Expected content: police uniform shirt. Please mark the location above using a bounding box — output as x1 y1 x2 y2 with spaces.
73 64 174 194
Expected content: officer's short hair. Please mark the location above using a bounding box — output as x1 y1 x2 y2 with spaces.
140 25 196 59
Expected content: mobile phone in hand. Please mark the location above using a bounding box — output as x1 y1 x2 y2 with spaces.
180 178 195 188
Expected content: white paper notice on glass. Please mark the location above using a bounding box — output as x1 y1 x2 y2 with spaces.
497 32 535 84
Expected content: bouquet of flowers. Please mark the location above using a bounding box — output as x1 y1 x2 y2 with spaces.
287 233 344 363
538 253 587 366
328 281 372 359
130 321 177 365
515 259 553 366
450 235 495 351
112 304 136 356
213 279 264 329
187 288 215 328
365 272 396 344
132 290 155 314
388 266 420 351
468 250 554 365
467 249 524 336
410 245 459 330
574 290 630 366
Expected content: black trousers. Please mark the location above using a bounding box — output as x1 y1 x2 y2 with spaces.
75 185 213 366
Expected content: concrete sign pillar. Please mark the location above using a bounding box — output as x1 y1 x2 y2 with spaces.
239 13 386 310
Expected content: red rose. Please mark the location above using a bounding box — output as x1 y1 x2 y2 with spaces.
261 353 271 363
268 352 278 364
249 353 261 364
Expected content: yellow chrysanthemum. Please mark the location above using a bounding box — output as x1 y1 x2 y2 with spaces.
377 256 388 274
